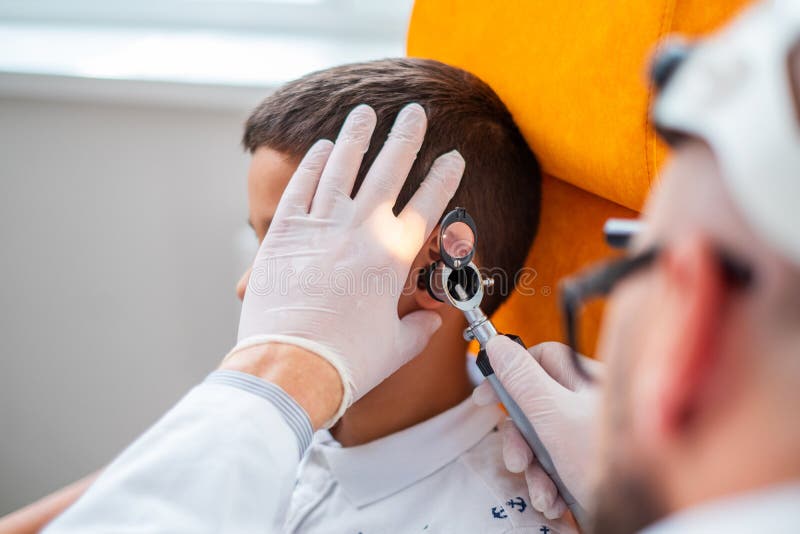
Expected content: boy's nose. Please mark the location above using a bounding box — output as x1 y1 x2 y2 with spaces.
236 268 252 301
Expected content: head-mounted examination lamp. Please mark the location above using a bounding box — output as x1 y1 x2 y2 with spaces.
651 0 800 266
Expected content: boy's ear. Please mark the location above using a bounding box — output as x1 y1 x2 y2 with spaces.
414 226 446 311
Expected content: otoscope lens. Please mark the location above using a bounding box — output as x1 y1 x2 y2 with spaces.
442 221 475 261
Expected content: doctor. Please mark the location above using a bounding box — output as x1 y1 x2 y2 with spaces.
474 1 800 532
43 102 467 532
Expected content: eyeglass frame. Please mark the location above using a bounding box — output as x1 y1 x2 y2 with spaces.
558 219 754 382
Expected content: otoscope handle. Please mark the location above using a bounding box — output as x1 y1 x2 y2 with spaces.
477 336 590 531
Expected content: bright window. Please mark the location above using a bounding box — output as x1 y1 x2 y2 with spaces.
0 0 415 87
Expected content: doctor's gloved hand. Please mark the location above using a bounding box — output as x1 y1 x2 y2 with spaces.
231 103 464 427
473 340 602 520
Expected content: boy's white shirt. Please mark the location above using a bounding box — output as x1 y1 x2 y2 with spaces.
283 394 577 533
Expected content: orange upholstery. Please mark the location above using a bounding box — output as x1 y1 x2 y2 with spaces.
407 0 752 353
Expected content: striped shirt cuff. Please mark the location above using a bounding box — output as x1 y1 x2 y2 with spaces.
204 370 313 457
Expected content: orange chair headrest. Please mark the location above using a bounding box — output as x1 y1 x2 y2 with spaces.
408 0 752 211
407 0 753 350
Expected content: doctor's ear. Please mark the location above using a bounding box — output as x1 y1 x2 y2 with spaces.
413 226 445 311
790 40 800 123
636 235 726 442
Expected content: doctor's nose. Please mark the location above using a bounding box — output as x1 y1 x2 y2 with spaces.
236 267 252 301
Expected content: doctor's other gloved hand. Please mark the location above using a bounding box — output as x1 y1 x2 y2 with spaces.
473 340 602 520
232 103 464 427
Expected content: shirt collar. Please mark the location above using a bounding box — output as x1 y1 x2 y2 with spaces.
641 482 800 534
316 396 504 507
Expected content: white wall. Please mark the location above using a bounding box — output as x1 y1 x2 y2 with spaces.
0 92 262 514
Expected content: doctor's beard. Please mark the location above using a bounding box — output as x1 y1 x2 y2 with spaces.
590 332 667 534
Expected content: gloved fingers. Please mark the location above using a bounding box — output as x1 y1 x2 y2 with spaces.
528 341 603 392
501 419 533 473
274 139 334 220
575 350 605 382
311 104 377 218
355 103 427 211
394 309 443 368
398 149 465 243
471 379 499 406
499 412 567 519
486 336 560 399
524 460 568 520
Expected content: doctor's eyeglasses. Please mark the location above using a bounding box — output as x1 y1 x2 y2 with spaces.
559 219 754 382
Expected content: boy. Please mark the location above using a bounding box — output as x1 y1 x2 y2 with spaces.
239 58 574 533
0 58 573 534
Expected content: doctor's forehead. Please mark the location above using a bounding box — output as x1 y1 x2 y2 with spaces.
633 141 723 251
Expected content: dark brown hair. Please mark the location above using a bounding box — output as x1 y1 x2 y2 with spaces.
244 58 540 315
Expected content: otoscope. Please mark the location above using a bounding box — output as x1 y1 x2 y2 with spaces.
420 207 589 530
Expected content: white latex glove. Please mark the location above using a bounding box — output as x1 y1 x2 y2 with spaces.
234 103 465 426
473 340 602 520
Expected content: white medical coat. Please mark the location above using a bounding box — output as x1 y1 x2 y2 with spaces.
641 482 800 534
43 371 311 533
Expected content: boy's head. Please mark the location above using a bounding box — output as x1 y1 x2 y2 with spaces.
238 58 540 319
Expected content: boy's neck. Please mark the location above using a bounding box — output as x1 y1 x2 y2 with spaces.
331 313 473 447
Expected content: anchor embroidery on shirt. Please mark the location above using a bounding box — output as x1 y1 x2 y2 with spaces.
492 496 529 519
506 496 528 513
491 506 508 519
539 527 551 534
